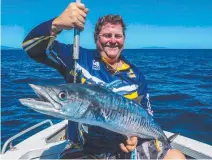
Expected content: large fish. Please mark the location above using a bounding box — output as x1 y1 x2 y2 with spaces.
19 83 169 144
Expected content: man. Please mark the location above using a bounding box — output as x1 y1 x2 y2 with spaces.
22 2 185 159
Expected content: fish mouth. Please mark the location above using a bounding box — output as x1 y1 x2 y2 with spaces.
19 84 60 113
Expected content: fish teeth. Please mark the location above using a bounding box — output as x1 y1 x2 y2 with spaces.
29 84 49 102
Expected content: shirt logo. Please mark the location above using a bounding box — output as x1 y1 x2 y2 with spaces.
92 60 100 70
127 69 136 78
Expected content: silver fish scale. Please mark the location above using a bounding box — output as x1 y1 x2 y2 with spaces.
86 92 167 142
77 85 167 142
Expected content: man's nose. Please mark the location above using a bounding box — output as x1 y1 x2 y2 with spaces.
109 37 117 43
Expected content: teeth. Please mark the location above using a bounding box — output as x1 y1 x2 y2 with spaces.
39 94 49 102
29 84 47 101
107 46 118 48
105 45 118 47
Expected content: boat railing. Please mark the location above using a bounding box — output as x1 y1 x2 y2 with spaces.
1 119 53 154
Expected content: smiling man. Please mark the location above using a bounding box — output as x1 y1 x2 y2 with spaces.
22 2 185 159
95 21 125 64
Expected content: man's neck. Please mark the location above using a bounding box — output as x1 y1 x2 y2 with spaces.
102 57 123 70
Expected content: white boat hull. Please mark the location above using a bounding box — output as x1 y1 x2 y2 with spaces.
1 120 212 159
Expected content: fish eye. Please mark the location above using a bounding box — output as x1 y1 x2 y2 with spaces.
58 91 67 101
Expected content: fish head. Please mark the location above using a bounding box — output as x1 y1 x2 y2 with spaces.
19 84 91 120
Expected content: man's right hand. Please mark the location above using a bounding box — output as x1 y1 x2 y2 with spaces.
51 2 89 36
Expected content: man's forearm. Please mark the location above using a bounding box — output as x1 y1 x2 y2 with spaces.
22 18 56 61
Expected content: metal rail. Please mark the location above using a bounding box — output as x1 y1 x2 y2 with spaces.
2 119 53 154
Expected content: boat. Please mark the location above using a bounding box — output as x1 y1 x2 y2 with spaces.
1 119 212 159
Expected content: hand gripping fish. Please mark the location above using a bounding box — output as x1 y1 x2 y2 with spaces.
19 84 174 148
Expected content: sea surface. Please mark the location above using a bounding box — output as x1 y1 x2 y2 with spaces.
1 49 212 150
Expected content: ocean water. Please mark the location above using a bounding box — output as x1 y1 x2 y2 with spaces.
1 49 212 150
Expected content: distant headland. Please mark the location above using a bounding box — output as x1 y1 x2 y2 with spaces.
140 46 168 49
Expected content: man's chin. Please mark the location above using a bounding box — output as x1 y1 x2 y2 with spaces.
105 49 120 57
106 53 119 59
99 47 123 62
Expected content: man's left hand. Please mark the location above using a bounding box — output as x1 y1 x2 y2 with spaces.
120 136 138 153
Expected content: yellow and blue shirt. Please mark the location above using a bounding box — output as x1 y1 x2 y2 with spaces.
22 19 153 152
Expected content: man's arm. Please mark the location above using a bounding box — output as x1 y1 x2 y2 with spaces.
22 19 70 76
22 3 88 76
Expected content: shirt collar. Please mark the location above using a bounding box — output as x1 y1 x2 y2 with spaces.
94 50 132 71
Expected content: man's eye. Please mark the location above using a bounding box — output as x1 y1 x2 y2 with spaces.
115 34 123 39
103 33 112 38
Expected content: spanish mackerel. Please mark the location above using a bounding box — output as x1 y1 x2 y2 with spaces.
19 84 169 144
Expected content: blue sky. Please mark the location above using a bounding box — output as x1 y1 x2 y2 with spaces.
1 0 212 49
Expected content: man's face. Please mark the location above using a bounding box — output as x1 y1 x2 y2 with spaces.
96 23 125 63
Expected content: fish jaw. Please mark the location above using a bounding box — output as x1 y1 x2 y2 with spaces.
19 84 93 121
19 84 64 118
29 84 62 110
19 98 61 117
